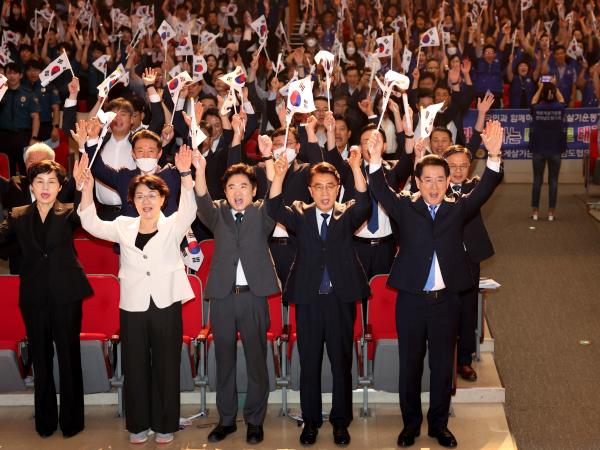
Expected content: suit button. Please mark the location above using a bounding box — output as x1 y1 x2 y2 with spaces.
146 271 151 276
428 257 432 261
43 253 48 259
143 255 147 259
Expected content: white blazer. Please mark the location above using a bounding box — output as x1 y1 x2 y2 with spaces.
78 185 198 312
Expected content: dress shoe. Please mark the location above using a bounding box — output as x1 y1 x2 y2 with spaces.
397 426 420 447
299 422 318 445
333 425 351 446
207 423 237 442
458 364 478 381
247 423 264 444
428 428 458 448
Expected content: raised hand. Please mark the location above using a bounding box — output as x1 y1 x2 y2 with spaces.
368 132 384 165
192 149 206 171
182 101 204 128
258 134 273 157
481 120 504 157
477 92 495 114
347 145 363 169
142 67 157 86
461 58 472 75
67 76 80 99
85 117 102 140
414 138 427 160
358 97 374 116
70 119 89 149
324 110 335 132
305 114 318 134
175 144 193 172
274 152 289 178
73 153 94 193
161 124 174 146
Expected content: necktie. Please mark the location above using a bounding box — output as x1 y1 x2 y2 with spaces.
452 184 461 195
424 205 437 291
367 198 379 233
319 213 331 293
235 212 243 227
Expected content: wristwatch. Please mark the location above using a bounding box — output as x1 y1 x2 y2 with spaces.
179 170 192 177
261 155 274 161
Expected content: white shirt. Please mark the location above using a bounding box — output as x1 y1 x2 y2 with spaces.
355 162 393 239
316 207 333 289
232 209 249 286
95 134 136 205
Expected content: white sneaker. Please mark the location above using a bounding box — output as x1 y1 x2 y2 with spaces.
129 430 149 444
532 213 538 221
548 215 554 221
156 433 174 444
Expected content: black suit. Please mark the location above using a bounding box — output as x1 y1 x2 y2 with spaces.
0 201 93 436
267 191 371 427
368 164 502 433
449 179 494 366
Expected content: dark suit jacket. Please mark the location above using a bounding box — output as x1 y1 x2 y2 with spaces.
369 166 502 294
266 191 372 304
196 193 279 300
448 178 494 264
0 202 93 310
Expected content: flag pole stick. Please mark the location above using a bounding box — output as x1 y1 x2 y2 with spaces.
169 90 179 126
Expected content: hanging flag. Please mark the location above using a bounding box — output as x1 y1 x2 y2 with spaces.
0 74 8 103
158 20 176 46
167 71 193 101
2 30 20 47
200 30 219 45
225 3 238 17
39 51 72 87
442 31 451 45
250 15 268 43
192 55 207 80
286 76 315 114
543 20 554 34
375 35 393 58
314 50 335 75
219 66 247 96
521 0 533 11
169 64 182 79
275 22 288 43
279 70 298 96
384 70 410 90
97 64 127 98
566 37 583 59
189 98 208 151
419 102 445 138
401 47 412 74
175 31 194 56
181 228 204 271
274 53 285 75
0 45 13 66
420 27 440 47
220 89 238 116
92 54 110 77
89 109 118 168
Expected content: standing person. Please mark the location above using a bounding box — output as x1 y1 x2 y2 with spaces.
367 122 504 448
195 142 279 445
76 147 197 445
267 152 371 447
0 160 92 438
443 146 496 382
530 80 566 221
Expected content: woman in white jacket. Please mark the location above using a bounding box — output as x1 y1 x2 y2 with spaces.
75 145 197 445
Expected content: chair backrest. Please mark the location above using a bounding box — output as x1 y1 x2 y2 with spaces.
81 275 120 337
367 274 398 359
267 294 283 337
0 152 9 179
0 276 26 341
196 239 214 291
182 274 203 338
74 238 119 276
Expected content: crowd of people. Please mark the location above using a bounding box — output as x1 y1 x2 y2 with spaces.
0 0 582 447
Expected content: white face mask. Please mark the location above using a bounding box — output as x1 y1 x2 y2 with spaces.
306 38 317 47
346 46 356 56
273 146 297 163
233 34 242 44
447 46 457 56
136 158 158 173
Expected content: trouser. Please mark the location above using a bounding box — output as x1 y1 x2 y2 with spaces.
269 237 297 290
396 290 460 433
38 122 54 142
0 129 30 176
531 153 562 209
20 300 84 437
296 295 356 427
120 299 182 434
210 291 270 426
457 262 480 366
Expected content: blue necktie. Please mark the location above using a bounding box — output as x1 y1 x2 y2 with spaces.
319 213 331 293
424 205 437 291
367 198 379 233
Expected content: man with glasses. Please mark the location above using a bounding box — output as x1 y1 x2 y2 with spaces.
443 145 496 383
367 122 504 448
267 151 371 447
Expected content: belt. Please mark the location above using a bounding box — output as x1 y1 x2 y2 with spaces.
318 287 334 295
421 289 447 300
353 235 394 246
232 285 250 294
270 237 292 245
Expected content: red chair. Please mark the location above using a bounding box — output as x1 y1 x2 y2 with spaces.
0 276 27 391
181 274 203 391
0 152 9 179
196 239 214 291
74 238 119 276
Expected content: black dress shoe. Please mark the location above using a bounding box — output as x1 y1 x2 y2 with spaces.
458 364 478 382
299 422 318 446
397 426 420 447
207 423 237 442
247 423 264 444
62 427 84 438
428 428 458 448
333 425 351 446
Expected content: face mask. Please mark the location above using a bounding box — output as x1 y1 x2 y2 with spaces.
273 146 297 163
136 158 158 173
233 34 242 44
346 46 356 56
447 47 457 56
306 38 317 47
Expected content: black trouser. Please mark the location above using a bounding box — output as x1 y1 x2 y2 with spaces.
396 290 460 433
120 299 182 434
20 299 84 437
269 236 297 289
38 122 54 142
531 153 562 209
210 291 270 426
457 262 480 366
0 129 30 176
353 236 396 324
295 295 356 428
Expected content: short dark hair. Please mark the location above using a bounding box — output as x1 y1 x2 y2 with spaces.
343 65 360 75
359 123 387 143
415 154 450 178
271 127 298 142
308 162 340 185
443 145 473 161
203 107 220 120
222 163 258 188
333 114 350 129
483 44 496 53
418 89 434 102
127 175 170 208
106 97 134 116
130 95 147 113
199 120 213 139
554 44 566 53
434 83 451 95
131 129 161 149
28 160 66 185
430 127 452 141
25 60 44 72
419 72 436 84
5 62 21 74
19 44 33 53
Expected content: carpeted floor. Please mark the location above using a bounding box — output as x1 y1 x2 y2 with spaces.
482 183 600 450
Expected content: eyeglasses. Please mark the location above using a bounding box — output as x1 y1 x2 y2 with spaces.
448 164 469 171
134 192 160 202
310 183 339 192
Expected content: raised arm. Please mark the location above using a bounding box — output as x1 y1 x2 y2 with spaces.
267 153 297 232
173 145 198 240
